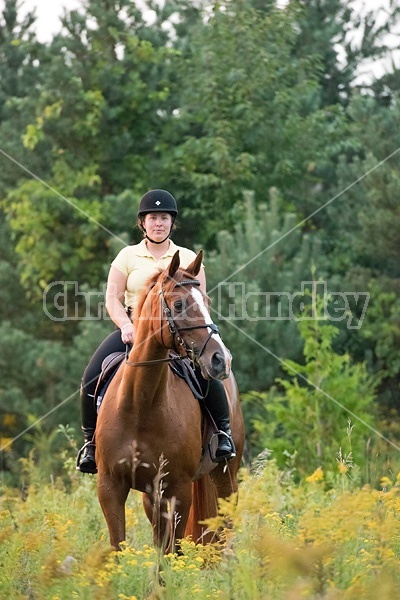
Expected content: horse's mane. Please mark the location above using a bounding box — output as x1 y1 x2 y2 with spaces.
135 266 204 319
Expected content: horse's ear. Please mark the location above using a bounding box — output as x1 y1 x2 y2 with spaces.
168 250 181 278
186 250 203 277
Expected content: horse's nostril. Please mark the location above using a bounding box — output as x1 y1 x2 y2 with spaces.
211 352 225 373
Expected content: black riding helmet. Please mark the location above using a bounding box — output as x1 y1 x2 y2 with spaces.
138 189 178 244
137 189 178 217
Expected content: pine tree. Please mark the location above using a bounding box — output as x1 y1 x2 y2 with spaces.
205 190 326 392
321 92 400 410
289 0 400 106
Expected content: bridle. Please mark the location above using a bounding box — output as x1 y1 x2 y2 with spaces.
160 279 221 361
125 277 222 367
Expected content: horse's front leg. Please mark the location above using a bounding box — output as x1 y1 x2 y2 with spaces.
142 483 192 554
209 458 240 545
98 472 131 550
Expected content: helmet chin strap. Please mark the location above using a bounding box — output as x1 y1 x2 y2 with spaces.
145 232 171 245
143 219 175 245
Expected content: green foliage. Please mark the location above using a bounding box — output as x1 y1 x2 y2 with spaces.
23 0 179 194
245 311 379 477
160 0 348 243
323 92 400 408
328 93 400 279
206 189 325 392
0 0 48 197
289 0 400 106
4 171 109 298
0 318 113 470
360 280 400 380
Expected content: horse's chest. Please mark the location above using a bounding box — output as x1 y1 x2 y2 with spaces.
109 427 201 491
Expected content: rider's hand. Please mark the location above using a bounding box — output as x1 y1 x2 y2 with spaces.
121 322 135 344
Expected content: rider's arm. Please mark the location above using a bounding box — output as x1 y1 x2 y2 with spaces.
106 266 135 343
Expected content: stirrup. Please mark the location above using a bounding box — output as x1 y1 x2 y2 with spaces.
76 441 97 474
209 431 236 464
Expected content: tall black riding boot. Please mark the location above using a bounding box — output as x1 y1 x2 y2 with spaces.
204 379 236 463
76 384 98 474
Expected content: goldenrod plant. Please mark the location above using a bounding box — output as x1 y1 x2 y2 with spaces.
1 438 400 599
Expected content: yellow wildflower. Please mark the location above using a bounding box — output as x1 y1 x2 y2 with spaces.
380 476 393 489
306 467 324 482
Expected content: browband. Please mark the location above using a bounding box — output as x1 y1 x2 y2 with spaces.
175 279 201 287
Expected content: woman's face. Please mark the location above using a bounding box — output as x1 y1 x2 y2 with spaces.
143 212 173 241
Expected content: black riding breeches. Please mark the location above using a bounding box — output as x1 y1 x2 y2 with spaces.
194 366 230 422
82 329 125 397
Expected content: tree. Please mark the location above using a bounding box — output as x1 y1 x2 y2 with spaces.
0 0 47 196
2 0 180 297
205 190 326 392
289 0 400 106
244 311 378 477
158 0 348 245
320 92 400 410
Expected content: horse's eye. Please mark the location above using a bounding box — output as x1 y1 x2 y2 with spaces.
174 299 183 312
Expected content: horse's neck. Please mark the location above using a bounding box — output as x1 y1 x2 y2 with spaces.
133 320 167 359
119 323 169 411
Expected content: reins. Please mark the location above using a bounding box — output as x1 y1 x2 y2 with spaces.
125 353 184 368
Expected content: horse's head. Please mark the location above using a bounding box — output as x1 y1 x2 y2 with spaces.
145 250 232 380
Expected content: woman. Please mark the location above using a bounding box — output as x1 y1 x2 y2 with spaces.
77 189 235 474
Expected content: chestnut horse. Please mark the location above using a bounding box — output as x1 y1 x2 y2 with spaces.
95 250 245 552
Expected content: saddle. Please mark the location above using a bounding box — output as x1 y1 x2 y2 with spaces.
94 351 219 463
95 351 125 413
